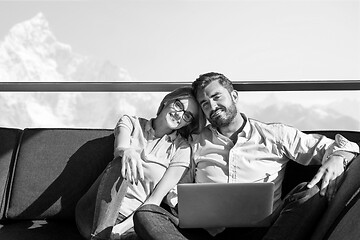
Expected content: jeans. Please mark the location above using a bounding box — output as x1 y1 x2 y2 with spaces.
75 158 139 240
133 182 328 240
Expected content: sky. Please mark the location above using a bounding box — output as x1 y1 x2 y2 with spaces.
0 0 359 82
0 0 359 129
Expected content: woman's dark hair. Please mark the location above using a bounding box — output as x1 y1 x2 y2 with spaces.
156 86 206 140
192 72 234 99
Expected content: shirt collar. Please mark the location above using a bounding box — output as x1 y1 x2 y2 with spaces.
240 113 250 138
208 112 250 139
145 118 177 142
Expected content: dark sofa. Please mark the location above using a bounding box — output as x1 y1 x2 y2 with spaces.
0 127 359 240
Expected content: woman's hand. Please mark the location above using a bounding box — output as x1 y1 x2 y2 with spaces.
121 149 144 184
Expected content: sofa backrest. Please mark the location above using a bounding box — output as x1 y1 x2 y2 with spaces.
5 128 114 220
1 127 359 238
0 128 22 220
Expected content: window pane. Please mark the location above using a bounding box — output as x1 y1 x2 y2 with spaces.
0 92 166 129
1 91 359 131
239 91 360 131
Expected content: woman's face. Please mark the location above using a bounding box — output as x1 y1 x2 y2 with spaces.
162 97 198 130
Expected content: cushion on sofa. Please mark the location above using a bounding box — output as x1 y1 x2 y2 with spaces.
326 187 360 240
6 128 114 220
0 128 22 220
310 154 360 240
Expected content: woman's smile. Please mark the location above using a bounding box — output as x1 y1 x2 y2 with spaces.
169 112 181 124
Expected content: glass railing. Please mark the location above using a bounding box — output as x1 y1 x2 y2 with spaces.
0 80 359 131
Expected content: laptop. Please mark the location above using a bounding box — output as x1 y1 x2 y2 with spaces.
177 182 274 228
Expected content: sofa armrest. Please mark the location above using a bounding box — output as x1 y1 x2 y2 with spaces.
0 128 22 221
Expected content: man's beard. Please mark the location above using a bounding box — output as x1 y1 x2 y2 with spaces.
208 102 238 128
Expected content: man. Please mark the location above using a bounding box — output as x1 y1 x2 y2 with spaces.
133 72 359 240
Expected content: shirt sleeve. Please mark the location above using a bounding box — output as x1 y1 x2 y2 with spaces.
114 114 133 136
168 137 191 168
277 124 359 165
321 134 360 163
164 138 193 208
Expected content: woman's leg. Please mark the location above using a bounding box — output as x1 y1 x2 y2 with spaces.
133 204 213 240
75 158 126 240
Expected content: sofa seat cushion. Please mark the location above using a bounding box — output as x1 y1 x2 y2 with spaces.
6 128 115 220
0 220 83 240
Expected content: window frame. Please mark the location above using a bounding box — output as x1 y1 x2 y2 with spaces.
0 80 359 92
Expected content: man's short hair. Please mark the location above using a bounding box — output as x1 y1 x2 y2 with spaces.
192 72 234 98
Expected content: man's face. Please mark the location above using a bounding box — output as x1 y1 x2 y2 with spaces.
196 81 238 128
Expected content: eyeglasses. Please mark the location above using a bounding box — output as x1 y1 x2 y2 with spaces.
173 99 195 123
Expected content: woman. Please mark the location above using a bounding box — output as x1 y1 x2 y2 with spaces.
75 87 205 240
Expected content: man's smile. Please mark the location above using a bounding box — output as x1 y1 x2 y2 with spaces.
210 108 224 119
